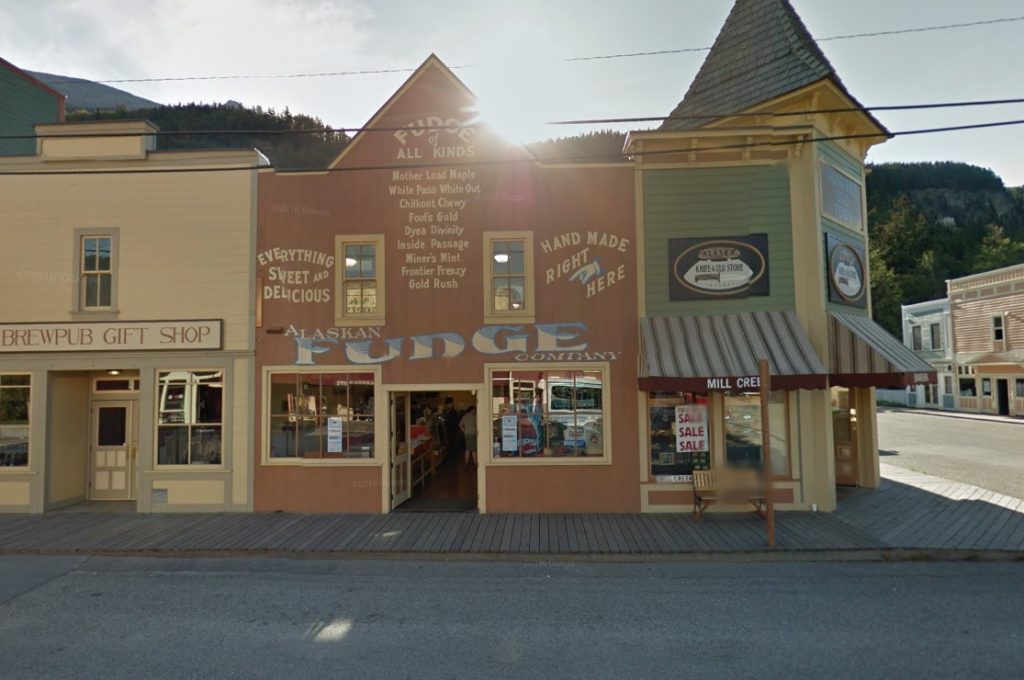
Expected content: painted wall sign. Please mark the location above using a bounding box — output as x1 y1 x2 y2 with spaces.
257 247 334 304
826 235 867 308
821 163 864 228
0 320 222 353
286 322 622 366
674 404 708 453
669 234 770 300
541 230 631 300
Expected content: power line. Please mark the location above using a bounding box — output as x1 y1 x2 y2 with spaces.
40 14 1024 84
2 117 1021 176
3 96 1023 142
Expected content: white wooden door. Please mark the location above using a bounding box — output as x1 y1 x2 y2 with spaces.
90 401 136 501
390 393 411 509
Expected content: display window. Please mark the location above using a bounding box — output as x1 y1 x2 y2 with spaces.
488 366 608 462
723 391 790 477
267 371 375 459
648 392 710 480
0 374 30 468
157 370 223 465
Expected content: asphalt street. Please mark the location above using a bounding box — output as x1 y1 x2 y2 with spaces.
877 410 1024 500
1 555 1022 679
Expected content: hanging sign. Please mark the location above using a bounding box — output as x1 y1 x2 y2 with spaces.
326 417 344 453
826 235 867 308
675 404 709 453
669 235 769 300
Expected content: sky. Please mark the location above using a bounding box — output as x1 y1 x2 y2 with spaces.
2 0 1023 184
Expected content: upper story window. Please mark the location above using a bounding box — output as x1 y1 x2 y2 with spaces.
993 316 1005 342
81 235 113 309
483 232 534 324
820 163 864 230
911 326 923 351
929 323 942 351
335 235 385 326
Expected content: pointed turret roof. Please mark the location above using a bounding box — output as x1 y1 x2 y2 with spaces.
661 0 886 134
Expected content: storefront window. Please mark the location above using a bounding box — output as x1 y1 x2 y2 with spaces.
490 368 605 459
268 372 375 459
0 375 30 467
1017 379 1024 399
649 392 710 479
157 371 223 465
724 391 789 476
982 379 992 397
959 378 976 397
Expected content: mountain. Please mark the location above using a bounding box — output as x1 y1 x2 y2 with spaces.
26 70 159 112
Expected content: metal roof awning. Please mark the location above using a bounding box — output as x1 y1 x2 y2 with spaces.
639 311 827 392
829 311 936 387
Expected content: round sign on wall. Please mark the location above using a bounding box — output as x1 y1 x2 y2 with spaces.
829 244 865 303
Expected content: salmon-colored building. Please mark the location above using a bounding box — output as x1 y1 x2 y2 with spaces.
254 57 639 512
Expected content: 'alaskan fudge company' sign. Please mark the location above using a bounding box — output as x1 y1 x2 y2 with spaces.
669 234 770 301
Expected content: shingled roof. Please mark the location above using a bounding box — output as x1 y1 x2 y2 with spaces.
661 0 887 134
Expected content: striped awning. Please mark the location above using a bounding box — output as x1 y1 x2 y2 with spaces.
829 311 936 387
639 311 827 392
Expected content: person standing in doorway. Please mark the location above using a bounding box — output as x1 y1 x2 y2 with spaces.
442 398 460 461
460 405 478 468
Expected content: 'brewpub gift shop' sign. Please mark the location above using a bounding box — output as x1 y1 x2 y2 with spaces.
669 234 770 301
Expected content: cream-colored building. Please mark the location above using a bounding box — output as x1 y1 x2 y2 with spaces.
0 121 267 513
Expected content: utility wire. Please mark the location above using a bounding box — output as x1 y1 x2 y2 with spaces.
565 14 1024 61
2 117 1021 176
3 96 1023 141
40 14 1024 84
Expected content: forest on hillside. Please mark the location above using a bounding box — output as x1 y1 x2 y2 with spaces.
68 103 349 170
66 107 1024 334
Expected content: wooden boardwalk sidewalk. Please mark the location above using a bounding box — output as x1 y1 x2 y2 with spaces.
0 510 876 556
0 463 1020 557
835 463 1024 552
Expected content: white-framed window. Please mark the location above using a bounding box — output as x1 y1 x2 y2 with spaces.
911 326 923 351
0 374 30 468
943 376 953 395
156 370 224 465
483 232 534 324
487 364 610 464
265 369 377 462
93 377 140 393
993 316 1005 342
335 235 385 326
72 228 119 315
929 323 942 351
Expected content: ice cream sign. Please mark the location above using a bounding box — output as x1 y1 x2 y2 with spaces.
669 235 770 300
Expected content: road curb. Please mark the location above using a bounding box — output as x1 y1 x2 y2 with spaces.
2 547 1021 563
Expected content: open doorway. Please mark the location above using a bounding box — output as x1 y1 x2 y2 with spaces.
390 389 478 512
996 379 1010 416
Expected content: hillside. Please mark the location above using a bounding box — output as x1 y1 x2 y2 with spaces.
68 103 350 170
867 162 1024 333
27 70 159 111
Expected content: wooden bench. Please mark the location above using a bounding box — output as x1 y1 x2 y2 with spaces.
692 468 767 520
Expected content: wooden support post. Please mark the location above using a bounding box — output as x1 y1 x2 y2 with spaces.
759 359 776 548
